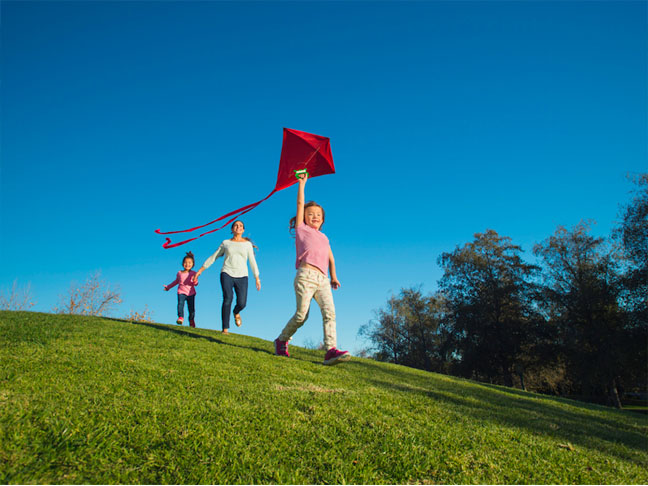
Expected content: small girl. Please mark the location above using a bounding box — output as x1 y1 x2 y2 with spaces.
164 251 198 328
274 173 350 365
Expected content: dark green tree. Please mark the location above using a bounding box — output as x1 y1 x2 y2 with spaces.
437 230 541 387
359 287 448 372
613 173 648 394
534 222 627 407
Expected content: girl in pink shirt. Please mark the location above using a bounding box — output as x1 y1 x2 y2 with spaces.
274 173 350 365
164 251 198 328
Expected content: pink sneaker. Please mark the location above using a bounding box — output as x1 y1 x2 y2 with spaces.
323 347 350 365
274 338 289 357
176 317 184 325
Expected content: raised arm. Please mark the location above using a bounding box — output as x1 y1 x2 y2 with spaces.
294 172 307 228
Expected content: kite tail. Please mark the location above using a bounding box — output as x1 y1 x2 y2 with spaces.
157 190 277 249
155 198 268 236
162 236 199 249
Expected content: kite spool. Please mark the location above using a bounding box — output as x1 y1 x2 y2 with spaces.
294 169 309 179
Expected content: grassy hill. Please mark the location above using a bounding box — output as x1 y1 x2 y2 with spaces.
1 311 646 484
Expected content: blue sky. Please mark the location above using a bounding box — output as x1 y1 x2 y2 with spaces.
1 0 646 354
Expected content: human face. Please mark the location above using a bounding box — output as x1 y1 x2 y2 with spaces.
304 206 323 230
183 258 194 271
232 221 245 237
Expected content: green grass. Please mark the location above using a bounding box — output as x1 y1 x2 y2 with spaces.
1 311 646 484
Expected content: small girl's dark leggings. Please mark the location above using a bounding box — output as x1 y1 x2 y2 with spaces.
177 294 195 320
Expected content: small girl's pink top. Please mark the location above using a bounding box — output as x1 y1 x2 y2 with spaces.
295 224 330 276
165 270 198 296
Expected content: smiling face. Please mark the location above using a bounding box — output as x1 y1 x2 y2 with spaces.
183 257 194 270
231 221 245 237
304 205 324 230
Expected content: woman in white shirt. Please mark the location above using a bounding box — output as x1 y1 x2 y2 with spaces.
193 220 260 334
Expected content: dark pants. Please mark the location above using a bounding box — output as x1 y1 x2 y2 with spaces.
177 294 195 321
220 272 248 330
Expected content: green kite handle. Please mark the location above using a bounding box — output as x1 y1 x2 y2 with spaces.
294 169 309 179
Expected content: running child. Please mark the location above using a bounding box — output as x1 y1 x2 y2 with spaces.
164 251 198 328
274 172 350 365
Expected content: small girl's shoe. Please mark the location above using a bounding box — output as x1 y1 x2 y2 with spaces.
323 347 350 365
234 314 242 327
189 319 196 328
176 317 184 325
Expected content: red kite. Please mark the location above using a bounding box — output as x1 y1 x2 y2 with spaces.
156 128 335 248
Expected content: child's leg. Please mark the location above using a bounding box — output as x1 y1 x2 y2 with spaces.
232 276 248 315
278 268 319 342
313 278 337 350
177 294 187 318
187 295 196 321
220 272 234 330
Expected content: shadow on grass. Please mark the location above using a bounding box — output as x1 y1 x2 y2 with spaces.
346 360 648 466
126 320 275 357
120 318 326 366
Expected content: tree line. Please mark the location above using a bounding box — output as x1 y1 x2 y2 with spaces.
359 174 647 408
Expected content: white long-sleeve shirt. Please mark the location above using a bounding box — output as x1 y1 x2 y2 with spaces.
202 239 259 279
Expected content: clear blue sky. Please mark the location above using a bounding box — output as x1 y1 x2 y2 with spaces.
1 1 646 353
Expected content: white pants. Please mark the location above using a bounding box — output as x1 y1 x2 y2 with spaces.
278 267 337 350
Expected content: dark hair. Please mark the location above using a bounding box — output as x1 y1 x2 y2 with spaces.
183 251 195 269
289 201 325 233
231 220 258 251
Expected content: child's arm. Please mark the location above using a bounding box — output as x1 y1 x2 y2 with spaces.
294 172 307 228
329 249 340 289
164 274 180 291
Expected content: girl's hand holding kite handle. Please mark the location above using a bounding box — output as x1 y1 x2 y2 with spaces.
295 172 308 229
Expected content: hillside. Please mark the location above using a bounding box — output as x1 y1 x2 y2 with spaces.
1 311 646 484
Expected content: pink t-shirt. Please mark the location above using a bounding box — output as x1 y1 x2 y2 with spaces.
166 270 198 296
295 224 330 276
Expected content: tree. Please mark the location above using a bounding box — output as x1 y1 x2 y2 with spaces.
359 287 448 372
437 230 541 387
0 280 36 311
613 173 648 395
533 222 628 407
54 271 122 317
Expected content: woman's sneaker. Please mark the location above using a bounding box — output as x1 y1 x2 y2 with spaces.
176 317 184 325
274 338 289 357
323 347 350 365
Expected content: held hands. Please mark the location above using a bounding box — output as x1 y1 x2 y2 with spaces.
256 277 261 291
163 286 169 291
331 278 341 290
